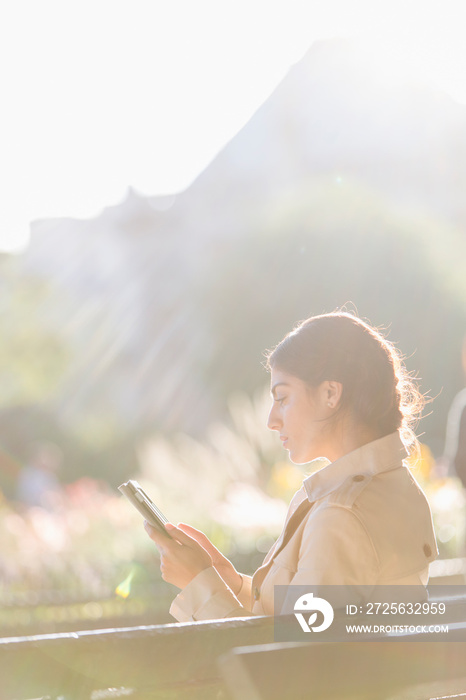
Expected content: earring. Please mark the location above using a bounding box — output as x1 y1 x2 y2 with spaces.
328 402 333 408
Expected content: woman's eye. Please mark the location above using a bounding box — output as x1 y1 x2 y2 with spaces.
275 396 286 404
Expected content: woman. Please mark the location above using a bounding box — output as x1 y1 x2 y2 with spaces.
145 312 438 621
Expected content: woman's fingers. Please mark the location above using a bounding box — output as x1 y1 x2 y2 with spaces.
143 520 214 588
145 521 205 552
177 523 219 554
176 522 207 541
164 523 203 548
144 521 173 550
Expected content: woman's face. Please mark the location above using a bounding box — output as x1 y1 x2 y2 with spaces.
267 367 335 464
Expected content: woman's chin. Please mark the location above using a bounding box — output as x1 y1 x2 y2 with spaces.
289 448 324 466
289 452 308 466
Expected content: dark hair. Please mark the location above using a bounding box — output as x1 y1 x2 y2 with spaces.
265 312 424 452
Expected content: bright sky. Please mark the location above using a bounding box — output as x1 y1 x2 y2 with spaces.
1 0 466 252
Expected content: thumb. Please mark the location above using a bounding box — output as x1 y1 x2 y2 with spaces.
165 522 200 547
177 523 221 555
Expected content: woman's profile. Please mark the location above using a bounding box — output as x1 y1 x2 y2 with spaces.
145 311 438 621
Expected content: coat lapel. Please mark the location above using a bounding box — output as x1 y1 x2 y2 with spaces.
251 498 313 602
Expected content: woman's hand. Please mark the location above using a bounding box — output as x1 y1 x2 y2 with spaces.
144 521 212 589
176 523 243 595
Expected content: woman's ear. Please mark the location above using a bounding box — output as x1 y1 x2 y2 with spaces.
324 380 343 410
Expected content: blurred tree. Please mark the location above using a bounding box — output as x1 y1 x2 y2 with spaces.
0 266 69 406
197 176 466 452
0 262 71 495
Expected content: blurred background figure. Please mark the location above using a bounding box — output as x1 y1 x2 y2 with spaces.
442 336 466 485
16 440 63 508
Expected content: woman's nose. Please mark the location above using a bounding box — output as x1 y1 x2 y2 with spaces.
267 403 280 431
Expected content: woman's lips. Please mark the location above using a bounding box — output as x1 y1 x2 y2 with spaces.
280 436 288 447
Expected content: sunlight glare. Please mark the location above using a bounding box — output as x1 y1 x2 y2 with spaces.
352 1 466 100
1 0 466 251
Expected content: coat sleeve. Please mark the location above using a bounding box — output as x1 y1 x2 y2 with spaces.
169 567 254 621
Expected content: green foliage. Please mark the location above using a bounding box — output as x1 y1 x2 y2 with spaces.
0 265 70 406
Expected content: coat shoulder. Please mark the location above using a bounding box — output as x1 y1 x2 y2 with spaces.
326 473 373 508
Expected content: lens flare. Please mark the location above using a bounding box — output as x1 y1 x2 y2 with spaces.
115 569 135 599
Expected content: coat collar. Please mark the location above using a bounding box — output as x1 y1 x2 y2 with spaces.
303 431 408 503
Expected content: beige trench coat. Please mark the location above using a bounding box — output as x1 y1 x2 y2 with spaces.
170 432 438 621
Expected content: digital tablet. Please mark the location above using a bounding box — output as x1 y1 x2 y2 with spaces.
118 479 172 537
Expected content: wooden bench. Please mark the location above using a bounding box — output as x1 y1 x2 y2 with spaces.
0 615 276 700
220 639 466 700
1 588 465 700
